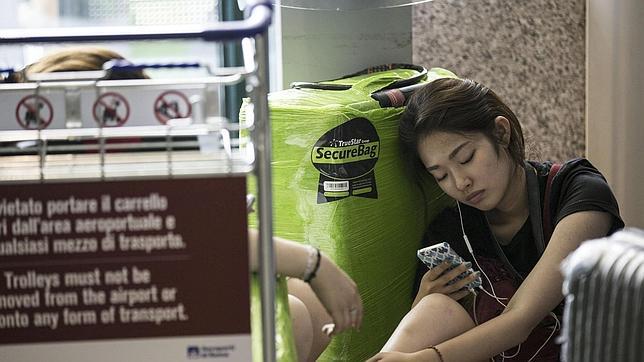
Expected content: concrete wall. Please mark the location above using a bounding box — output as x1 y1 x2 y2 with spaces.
412 0 586 162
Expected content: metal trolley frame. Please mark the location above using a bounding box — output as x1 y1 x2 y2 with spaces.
0 1 277 360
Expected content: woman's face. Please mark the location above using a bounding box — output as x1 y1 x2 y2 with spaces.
417 130 513 211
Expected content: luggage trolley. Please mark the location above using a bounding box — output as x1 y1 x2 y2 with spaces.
0 1 277 361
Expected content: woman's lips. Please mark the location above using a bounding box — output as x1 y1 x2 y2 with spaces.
466 190 484 204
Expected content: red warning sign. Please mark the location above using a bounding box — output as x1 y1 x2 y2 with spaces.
15 94 53 130
92 92 130 127
153 90 192 124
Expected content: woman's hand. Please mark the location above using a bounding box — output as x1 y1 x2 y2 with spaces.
413 261 479 307
308 253 363 335
247 229 363 335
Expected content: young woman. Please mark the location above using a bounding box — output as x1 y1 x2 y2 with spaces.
368 78 624 361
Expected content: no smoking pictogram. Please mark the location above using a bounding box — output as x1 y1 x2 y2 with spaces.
93 92 130 127
154 90 192 124
15 95 53 130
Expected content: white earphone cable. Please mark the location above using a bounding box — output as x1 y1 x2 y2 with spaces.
457 201 508 303
456 201 560 361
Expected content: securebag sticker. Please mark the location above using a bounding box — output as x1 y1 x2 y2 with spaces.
311 117 380 203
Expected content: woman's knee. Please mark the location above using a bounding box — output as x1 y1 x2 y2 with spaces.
415 293 461 312
408 293 475 333
287 279 332 361
381 293 476 352
288 295 313 362
287 278 332 326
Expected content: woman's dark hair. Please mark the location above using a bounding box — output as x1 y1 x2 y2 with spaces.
400 77 525 172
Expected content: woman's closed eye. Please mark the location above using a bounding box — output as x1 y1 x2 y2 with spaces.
432 151 475 182
460 151 475 164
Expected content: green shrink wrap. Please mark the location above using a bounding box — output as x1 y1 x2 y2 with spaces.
251 276 297 362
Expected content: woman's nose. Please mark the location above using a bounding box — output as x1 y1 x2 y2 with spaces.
454 173 472 191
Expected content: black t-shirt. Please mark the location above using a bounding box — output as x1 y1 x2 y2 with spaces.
499 220 536 278
414 158 624 291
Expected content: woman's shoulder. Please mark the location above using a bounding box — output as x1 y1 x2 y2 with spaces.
527 157 613 202
532 158 625 232
528 157 602 178
527 158 612 195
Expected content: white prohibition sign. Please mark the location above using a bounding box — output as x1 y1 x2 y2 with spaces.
93 92 130 127
154 90 192 124
15 94 54 130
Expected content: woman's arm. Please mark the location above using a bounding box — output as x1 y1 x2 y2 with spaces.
248 229 363 333
248 228 308 277
425 210 613 362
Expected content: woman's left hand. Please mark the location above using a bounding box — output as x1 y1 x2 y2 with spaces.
308 253 363 335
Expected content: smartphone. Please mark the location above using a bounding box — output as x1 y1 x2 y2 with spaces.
417 242 482 290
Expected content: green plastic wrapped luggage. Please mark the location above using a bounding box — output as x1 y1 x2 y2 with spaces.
245 65 457 361
250 276 297 362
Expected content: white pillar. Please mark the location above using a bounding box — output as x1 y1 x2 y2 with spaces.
587 0 644 227
277 4 412 89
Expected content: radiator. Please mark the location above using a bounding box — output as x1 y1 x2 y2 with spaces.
560 228 644 362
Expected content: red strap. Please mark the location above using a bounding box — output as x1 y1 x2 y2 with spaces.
542 163 562 241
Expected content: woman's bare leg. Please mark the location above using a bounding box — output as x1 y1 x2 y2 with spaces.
381 293 476 353
288 295 313 362
287 278 333 362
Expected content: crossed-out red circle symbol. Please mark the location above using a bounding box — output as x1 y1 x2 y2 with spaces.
15 95 54 130
92 92 130 127
154 90 192 124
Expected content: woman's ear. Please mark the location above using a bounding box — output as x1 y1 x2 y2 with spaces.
494 116 511 146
